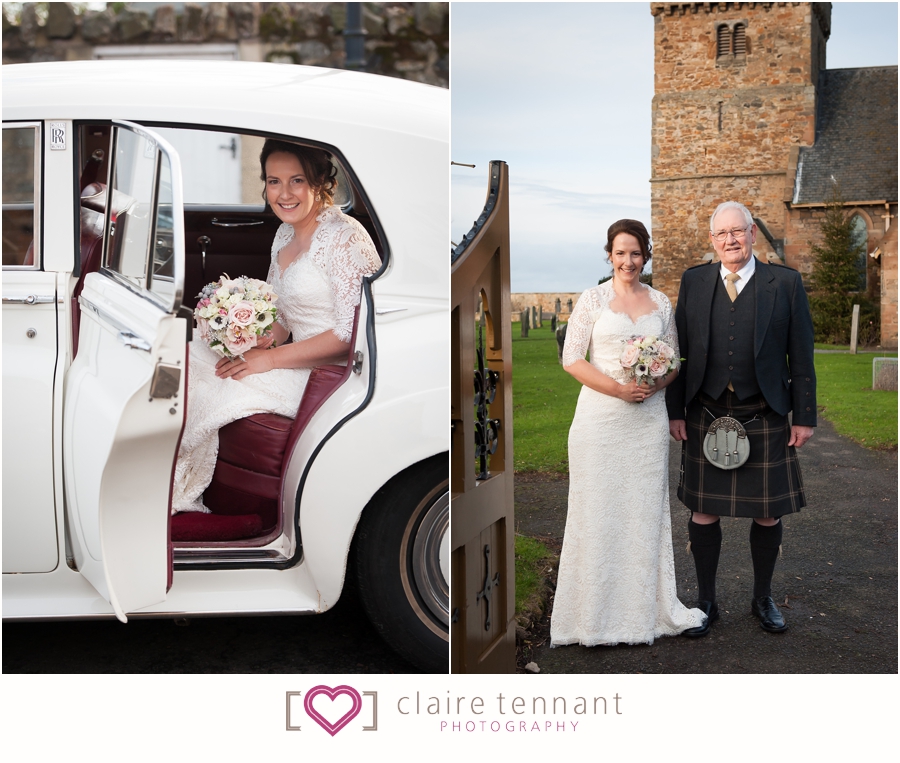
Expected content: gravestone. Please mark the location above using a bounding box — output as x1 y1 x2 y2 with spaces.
873 357 898 391
556 323 567 364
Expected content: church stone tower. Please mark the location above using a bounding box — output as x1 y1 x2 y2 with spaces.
650 2 831 300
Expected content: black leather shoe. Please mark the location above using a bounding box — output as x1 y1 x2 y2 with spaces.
751 596 788 633
682 600 719 638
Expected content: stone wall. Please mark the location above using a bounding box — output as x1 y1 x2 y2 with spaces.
879 224 898 348
1 2 448 87
650 174 783 296
650 2 828 302
783 203 893 303
509 293 582 322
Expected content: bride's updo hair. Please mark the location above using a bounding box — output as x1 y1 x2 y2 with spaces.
259 139 338 207
604 219 652 264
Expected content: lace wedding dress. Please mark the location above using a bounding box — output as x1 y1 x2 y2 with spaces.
172 206 380 514
550 280 706 646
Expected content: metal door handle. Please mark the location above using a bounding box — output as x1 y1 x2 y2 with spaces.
118 331 152 352
197 235 211 281
3 294 55 304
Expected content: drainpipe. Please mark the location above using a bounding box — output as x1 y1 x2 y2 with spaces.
753 217 784 261
344 3 366 71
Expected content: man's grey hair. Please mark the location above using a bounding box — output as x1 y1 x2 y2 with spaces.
710 201 754 232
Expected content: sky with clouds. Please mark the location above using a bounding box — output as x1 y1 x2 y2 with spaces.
451 2 899 293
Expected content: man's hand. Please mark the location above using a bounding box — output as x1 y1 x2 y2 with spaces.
669 419 687 441
788 425 814 448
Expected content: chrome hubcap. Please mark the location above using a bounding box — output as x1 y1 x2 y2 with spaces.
411 489 449 627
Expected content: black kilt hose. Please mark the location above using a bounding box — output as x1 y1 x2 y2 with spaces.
677 390 806 518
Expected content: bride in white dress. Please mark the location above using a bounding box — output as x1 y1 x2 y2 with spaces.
172 140 380 514
550 219 706 646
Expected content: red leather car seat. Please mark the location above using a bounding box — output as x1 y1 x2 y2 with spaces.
71 182 133 355
171 308 361 544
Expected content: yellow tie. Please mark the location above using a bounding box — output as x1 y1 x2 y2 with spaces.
725 272 741 302
724 273 741 391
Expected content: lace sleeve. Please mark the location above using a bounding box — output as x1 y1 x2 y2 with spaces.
562 288 602 367
321 214 381 342
655 290 681 371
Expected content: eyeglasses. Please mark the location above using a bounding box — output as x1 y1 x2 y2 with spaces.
711 227 749 242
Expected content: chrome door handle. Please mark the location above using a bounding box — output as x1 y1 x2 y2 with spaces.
118 331 152 352
3 294 55 304
210 218 264 227
197 235 211 281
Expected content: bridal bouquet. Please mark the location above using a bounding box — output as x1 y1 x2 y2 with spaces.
194 275 278 359
619 335 678 385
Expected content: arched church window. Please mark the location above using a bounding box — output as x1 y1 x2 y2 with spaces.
733 24 747 55
850 214 868 291
716 25 731 58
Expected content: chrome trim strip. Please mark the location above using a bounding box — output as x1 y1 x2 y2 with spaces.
211 218 264 227
173 549 288 565
375 307 408 315
2 294 55 304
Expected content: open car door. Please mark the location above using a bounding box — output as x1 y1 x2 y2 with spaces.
63 121 186 622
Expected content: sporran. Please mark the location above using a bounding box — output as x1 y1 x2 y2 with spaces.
703 415 751 470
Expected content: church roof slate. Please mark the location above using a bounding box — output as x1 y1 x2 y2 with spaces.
794 66 898 205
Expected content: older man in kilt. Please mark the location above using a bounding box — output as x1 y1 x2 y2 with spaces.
667 201 816 636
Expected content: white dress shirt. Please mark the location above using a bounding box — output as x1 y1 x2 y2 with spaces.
719 255 756 296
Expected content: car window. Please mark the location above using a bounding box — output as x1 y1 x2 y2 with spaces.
103 124 184 310
151 127 352 208
150 152 176 293
2 123 40 269
106 127 156 285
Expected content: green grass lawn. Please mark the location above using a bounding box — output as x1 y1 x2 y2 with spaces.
511 325 581 473
514 534 556 618
814 352 897 449
510 325 897 472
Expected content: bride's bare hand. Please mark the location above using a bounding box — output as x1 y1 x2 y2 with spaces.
215 349 275 380
255 332 275 350
619 380 654 403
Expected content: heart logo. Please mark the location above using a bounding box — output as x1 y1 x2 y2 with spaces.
304 685 363 736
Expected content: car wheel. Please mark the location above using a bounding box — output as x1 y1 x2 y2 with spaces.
354 455 449 672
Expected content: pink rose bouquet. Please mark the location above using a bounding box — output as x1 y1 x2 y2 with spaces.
619 335 679 386
194 274 278 359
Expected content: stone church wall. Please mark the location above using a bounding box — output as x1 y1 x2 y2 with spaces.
784 204 892 297
880 226 898 348
650 2 829 302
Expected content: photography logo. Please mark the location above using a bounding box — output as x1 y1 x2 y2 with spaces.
286 686 377 736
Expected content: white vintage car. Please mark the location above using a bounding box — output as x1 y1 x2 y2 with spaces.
1 59 448 672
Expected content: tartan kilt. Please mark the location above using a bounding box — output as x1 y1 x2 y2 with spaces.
677 391 806 518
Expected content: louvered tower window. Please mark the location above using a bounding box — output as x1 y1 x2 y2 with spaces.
733 24 747 55
716 25 731 57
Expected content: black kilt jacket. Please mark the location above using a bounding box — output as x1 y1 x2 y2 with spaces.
665 259 817 427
